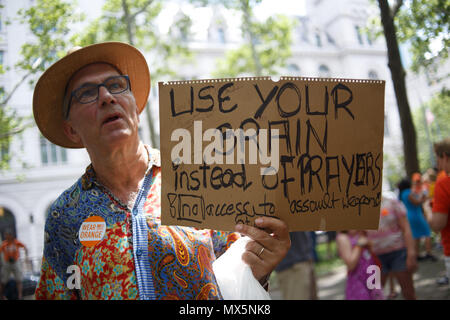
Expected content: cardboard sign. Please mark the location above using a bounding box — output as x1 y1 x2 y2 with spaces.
159 77 385 231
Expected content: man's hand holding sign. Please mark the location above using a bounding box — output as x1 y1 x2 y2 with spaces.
236 217 291 282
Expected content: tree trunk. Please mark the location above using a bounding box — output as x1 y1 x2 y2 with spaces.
122 0 158 148
240 0 263 76
378 0 420 177
122 0 135 46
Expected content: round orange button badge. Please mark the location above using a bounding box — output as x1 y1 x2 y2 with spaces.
79 216 106 247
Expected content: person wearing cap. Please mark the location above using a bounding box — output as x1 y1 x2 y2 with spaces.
427 138 450 287
33 42 290 300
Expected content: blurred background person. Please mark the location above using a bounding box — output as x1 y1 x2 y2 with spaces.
336 230 384 300
325 231 337 260
398 175 436 261
275 231 318 300
367 193 417 300
309 231 319 263
0 231 28 300
427 138 450 288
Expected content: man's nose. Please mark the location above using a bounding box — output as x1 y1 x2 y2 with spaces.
98 85 117 106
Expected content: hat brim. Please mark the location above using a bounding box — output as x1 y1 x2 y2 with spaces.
33 42 151 148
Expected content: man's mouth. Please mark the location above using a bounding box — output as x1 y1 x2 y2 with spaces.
102 114 122 125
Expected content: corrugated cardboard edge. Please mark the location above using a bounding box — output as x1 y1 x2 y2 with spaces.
160 76 385 86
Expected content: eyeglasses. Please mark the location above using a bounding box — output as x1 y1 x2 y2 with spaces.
64 75 131 119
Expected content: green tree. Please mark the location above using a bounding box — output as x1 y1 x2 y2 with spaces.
73 0 194 148
192 0 295 77
377 0 419 178
17 0 84 82
413 89 450 171
373 0 449 177
384 152 404 190
0 107 21 170
0 0 82 170
396 0 449 73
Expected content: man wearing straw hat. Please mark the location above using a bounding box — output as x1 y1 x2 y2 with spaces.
33 42 290 300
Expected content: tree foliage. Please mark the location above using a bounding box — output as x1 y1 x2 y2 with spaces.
369 0 449 74
72 0 193 80
413 89 450 171
396 0 449 73
214 13 294 77
0 107 20 170
377 0 419 178
192 0 295 78
0 0 82 170
17 0 85 81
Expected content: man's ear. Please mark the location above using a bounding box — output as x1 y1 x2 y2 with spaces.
62 120 82 145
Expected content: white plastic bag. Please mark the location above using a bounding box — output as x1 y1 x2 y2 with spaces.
212 236 271 300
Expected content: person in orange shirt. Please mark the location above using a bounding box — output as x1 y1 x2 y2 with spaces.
0 231 28 299
427 138 450 288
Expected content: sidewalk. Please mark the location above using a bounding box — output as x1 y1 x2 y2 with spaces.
270 248 450 300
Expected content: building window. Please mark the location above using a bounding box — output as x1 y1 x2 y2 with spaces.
40 135 67 165
0 140 9 166
217 27 226 43
315 32 322 47
368 70 379 80
355 26 363 45
326 32 336 45
286 63 300 76
318 64 330 77
0 50 4 66
0 207 16 240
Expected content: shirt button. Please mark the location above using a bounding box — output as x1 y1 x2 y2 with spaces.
136 249 142 256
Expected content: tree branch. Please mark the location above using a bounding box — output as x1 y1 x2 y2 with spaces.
391 0 403 18
130 0 154 21
240 0 263 76
121 0 135 45
0 121 34 140
0 71 32 107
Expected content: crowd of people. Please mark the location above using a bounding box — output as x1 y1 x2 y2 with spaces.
333 138 450 300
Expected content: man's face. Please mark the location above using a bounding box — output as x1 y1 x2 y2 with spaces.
63 63 140 151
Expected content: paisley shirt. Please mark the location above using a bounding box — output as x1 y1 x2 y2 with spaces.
35 148 239 300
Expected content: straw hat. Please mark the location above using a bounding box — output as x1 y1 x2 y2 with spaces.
33 42 150 148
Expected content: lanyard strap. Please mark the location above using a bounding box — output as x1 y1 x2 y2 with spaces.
131 168 156 300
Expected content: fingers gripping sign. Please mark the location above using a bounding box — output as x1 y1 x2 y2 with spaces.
235 217 291 282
